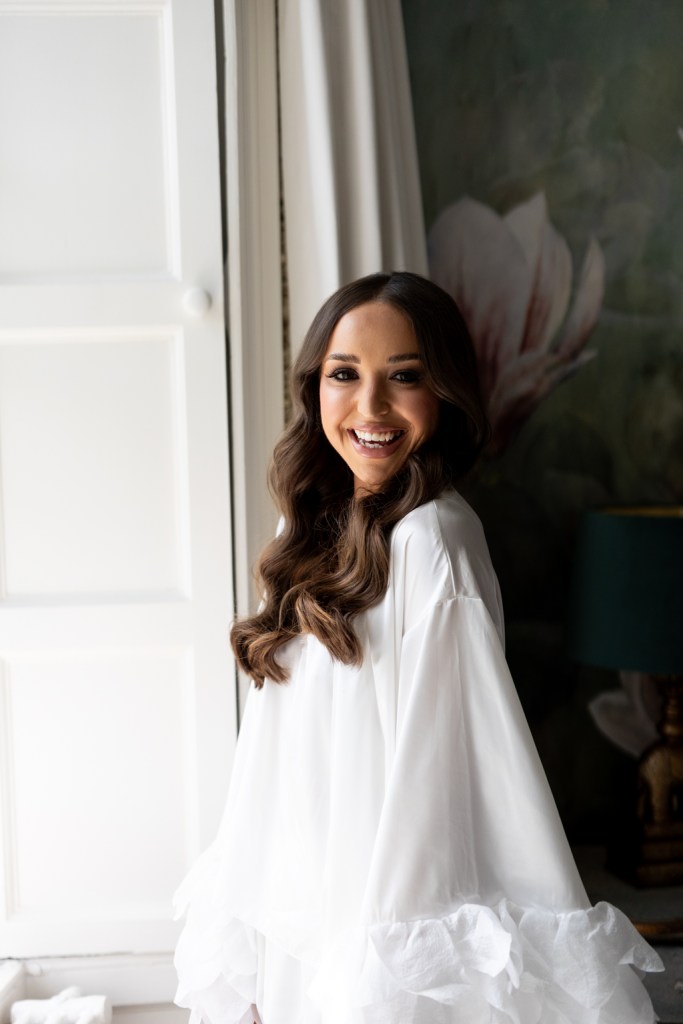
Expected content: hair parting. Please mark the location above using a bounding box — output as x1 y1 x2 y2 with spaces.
230 271 489 686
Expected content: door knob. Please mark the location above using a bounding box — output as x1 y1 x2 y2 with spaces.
182 287 212 317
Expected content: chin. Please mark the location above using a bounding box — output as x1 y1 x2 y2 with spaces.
355 468 401 495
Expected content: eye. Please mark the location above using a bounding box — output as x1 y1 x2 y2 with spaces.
326 367 358 382
391 369 423 384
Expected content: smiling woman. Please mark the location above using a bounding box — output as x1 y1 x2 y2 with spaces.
173 272 662 1024
228 272 487 685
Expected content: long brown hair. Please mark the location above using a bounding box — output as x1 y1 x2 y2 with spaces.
231 272 489 686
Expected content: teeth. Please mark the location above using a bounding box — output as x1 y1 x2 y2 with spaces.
352 429 404 449
355 430 402 443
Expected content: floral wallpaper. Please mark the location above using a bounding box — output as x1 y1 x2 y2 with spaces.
401 0 683 840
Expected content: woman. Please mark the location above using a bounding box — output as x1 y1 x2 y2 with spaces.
174 272 661 1023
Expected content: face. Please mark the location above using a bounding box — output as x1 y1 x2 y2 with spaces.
319 301 440 495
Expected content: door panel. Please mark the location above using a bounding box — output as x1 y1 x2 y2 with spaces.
7 651 190 910
0 8 179 279
0 331 189 598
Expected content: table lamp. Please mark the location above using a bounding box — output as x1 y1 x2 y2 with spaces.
567 506 683 886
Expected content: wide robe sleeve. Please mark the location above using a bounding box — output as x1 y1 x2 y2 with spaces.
308 501 662 1024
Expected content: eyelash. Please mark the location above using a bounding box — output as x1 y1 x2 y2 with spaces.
325 368 423 384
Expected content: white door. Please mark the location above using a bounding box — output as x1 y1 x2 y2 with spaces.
0 0 235 958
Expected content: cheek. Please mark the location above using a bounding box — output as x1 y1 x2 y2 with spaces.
319 380 343 445
409 392 441 439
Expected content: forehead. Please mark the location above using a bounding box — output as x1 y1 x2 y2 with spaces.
325 301 418 355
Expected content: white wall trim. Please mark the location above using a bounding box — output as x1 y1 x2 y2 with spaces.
0 956 182 1024
1 954 176 1009
223 0 285 680
0 961 24 1024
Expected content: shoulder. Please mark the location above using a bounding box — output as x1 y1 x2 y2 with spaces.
391 489 491 596
390 489 504 636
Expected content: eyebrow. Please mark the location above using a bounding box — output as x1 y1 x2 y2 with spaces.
324 352 422 364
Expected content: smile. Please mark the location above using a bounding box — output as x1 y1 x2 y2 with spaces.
350 428 406 450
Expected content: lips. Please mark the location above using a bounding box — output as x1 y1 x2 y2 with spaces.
348 427 407 457
353 428 405 448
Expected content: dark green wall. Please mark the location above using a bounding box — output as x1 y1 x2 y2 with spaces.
402 0 683 840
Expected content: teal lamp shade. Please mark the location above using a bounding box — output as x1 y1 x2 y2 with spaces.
567 507 683 674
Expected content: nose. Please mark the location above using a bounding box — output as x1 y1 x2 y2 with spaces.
357 375 389 418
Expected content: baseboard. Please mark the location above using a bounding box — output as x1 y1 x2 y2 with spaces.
0 954 180 1024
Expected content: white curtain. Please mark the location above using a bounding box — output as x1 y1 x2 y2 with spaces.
279 0 427 353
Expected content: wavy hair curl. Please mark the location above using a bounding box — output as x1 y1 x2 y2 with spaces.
231 271 489 685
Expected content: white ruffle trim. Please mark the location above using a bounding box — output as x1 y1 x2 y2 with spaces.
309 899 663 1023
174 896 663 1024
175 910 258 1024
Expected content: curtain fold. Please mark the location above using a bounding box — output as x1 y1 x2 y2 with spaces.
279 0 428 353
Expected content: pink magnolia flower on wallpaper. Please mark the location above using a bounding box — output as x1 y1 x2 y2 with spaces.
428 193 605 455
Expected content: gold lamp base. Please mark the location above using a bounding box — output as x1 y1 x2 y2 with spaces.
608 675 683 888
608 823 683 887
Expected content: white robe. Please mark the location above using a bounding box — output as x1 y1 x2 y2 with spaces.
174 490 662 1024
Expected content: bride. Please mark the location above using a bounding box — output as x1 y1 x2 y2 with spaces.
174 271 661 1024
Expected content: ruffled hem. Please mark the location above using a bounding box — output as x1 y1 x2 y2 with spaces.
174 910 256 1024
174 896 663 1024
309 899 663 1023
174 843 257 1024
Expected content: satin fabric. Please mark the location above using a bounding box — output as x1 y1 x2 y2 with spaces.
174 490 662 1023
